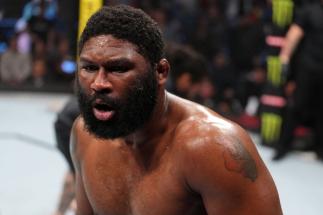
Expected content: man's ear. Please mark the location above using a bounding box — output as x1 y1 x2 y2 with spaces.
156 58 170 85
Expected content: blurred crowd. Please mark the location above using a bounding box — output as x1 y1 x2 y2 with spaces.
0 0 75 90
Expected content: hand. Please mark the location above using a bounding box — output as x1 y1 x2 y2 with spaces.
279 54 290 65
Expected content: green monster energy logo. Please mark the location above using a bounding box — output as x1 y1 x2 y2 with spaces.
261 113 283 144
272 0 294 28
267 56 283 87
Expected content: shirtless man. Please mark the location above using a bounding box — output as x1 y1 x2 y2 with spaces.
72 5 282 215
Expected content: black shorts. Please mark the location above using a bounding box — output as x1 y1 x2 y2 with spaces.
54 96 80 173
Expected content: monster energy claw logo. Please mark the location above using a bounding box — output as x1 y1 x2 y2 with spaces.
261 113 282 144
267 56 283 87
272 0 294 28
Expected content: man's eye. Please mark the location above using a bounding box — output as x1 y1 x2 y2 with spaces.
81 65 98 72
109 66 128 73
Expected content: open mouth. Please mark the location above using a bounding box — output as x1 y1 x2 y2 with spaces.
93 102 115 121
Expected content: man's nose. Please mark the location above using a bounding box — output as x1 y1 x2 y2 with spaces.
90 69 112 93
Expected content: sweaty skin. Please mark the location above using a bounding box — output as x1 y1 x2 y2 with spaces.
71 35 283 215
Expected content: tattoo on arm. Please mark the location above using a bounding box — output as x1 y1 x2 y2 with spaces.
222 138 258 182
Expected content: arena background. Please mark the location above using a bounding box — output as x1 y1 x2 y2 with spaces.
0 0 322 214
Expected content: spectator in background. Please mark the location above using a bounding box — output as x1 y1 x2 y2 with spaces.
15 19 32 54
273 0 323 161
22 0 58 23
0 31 7 55
0 34 31 85
194 77 217 110
47 35 75 84
27 0 55 52
165 43 208 101
211 51 236 103
229 4 266 73
211 51 242 119
30 57 47 87
27 36 49 87
236 57 266 110
191 3 227 60
148 7 184 44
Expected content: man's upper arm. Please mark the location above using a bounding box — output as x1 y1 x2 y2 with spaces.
70 117 94 215
74 172 94 215
181 124 282 215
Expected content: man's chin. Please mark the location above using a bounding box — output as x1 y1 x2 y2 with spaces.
83 118 130 140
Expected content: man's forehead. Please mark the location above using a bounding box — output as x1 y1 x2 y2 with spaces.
84 35 139 51
80 34 151 65
79 35 152 67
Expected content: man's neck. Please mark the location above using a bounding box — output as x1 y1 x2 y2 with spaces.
124 90 170 147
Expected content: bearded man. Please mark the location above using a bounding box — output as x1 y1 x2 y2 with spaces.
72 5 282 215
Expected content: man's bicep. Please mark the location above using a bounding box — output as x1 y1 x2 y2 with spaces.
70 116 83 170
183 128 282 214
198 167 282 215
70 117 94 214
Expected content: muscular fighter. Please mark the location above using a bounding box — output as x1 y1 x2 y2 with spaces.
72 5 282 215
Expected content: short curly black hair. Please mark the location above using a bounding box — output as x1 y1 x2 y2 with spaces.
78 5 165 65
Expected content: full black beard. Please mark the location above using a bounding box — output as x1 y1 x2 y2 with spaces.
76 70 158 139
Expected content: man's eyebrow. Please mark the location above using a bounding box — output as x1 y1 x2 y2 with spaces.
79 57 95 64
78 57 134 67
104 58 135 67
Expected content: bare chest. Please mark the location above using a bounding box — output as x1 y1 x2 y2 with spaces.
82 146 205 215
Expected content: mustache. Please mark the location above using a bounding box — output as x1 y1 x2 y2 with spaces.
88 92 121 108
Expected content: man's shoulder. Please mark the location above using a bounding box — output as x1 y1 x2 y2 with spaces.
169 93 238 139
70 116 90 152
168 108 281 214
172 111 247 157
171 111 259 182
169 94 256 159
72 115 85 135
166 102 281 214
173 110 243 147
